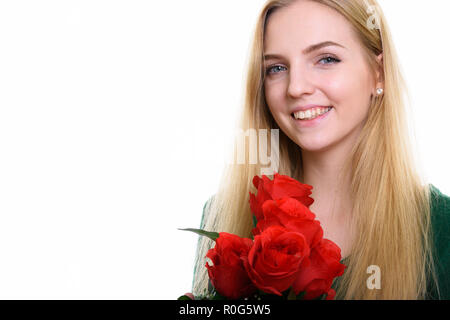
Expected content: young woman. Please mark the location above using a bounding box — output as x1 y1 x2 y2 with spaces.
192 0 450 299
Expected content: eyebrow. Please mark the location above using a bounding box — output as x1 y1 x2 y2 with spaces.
264 41 346 61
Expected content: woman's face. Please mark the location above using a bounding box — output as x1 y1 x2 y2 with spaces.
263 0 382 153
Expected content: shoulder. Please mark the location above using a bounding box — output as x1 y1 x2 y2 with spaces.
428 184 450 299
429 184 450 244
429 184 450 214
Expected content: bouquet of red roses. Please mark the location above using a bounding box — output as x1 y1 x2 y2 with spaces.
179 173 346 300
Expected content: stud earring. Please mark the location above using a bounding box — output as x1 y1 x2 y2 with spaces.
376 88 384 95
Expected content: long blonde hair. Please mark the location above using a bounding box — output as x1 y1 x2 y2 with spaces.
192 0 438 299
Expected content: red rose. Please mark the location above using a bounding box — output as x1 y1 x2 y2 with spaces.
243 226 310 296
252 198 323 248
249 173 314 221
293 239 346 300
205 232 257 299
249 175 273 221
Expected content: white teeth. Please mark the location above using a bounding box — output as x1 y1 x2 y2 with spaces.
293 107 332 120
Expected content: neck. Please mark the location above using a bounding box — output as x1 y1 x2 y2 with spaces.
299 143 354 222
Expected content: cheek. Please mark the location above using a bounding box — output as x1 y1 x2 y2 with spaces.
264 81 286 113
323 67 372 113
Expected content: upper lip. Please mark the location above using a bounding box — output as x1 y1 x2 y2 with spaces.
291 105 332 114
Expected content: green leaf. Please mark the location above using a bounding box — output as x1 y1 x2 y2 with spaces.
315 293 327 300
208 278 215 294
178 228 219 241
252 215 258 229
287 288 297 300
286 288 307 300
177 295 193 300
296 291 306 300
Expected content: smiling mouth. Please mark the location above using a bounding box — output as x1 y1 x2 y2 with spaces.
291 107 333 121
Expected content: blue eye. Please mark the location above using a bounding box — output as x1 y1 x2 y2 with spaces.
318 56 341 65
266 65 287 75
265 56 340 75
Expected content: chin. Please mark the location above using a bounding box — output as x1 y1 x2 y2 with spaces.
299 144 332 153
293 136 333 153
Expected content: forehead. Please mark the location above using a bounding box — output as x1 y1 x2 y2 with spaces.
264 1 358 53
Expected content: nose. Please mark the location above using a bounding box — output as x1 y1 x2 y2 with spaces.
287 67 315 99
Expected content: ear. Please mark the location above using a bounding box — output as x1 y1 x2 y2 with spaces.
374 53 384 92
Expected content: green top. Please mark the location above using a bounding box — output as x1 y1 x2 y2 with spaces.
333 184 450 299
425 184 450 299
193 184 450 299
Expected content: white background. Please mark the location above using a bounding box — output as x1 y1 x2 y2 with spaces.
0 0 448 299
